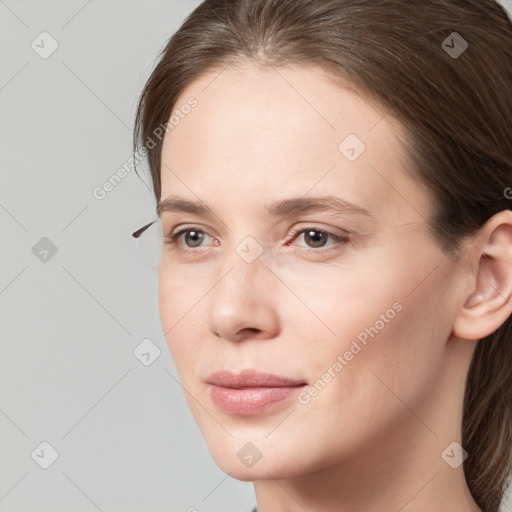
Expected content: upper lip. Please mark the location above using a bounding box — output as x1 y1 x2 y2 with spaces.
206 369 307 388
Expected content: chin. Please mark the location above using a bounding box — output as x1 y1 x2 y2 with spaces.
206 439 314 481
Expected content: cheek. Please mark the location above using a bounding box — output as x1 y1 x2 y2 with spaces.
271 251 403 344
157 269 204 373
284 237 450 380
296 260 453 436
158 260 210 325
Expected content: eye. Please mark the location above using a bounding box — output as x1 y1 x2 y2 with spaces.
163 226 350 254
164 227 216 249
287 227 349 252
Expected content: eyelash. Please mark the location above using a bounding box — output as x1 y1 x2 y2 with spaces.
164 226 350 254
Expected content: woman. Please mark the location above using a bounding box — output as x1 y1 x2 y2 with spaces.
131 1 512 511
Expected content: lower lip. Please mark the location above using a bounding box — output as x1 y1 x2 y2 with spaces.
208 384 306 416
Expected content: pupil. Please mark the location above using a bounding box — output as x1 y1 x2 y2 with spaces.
186 230 203 247
306 229 326 248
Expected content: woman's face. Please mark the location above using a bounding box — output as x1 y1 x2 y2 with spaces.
157 62 469 480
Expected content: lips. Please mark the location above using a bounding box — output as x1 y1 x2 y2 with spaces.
205 369 307 416
205 369 307 388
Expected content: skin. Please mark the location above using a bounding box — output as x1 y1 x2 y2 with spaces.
156 60 512 512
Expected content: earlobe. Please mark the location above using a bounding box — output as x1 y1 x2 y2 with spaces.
452 213 512 341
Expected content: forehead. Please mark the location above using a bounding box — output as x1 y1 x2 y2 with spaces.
159 61 432 227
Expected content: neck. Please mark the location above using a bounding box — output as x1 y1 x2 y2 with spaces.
253 437 481 512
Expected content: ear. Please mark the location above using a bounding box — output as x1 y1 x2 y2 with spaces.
452 210 512 341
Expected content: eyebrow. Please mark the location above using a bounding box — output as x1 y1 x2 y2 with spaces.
157 194 375 220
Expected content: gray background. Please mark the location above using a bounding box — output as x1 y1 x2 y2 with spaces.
1 1 511 511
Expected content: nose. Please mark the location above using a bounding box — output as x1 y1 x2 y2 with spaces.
207 245 281 343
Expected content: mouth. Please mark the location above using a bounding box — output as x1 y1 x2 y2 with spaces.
205 369 307 416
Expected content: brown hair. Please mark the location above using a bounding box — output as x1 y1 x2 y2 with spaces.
132 1 512 510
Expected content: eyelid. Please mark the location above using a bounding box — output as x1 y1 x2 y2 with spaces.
167 223 218 240
285 224 350 242
167 221 349 238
